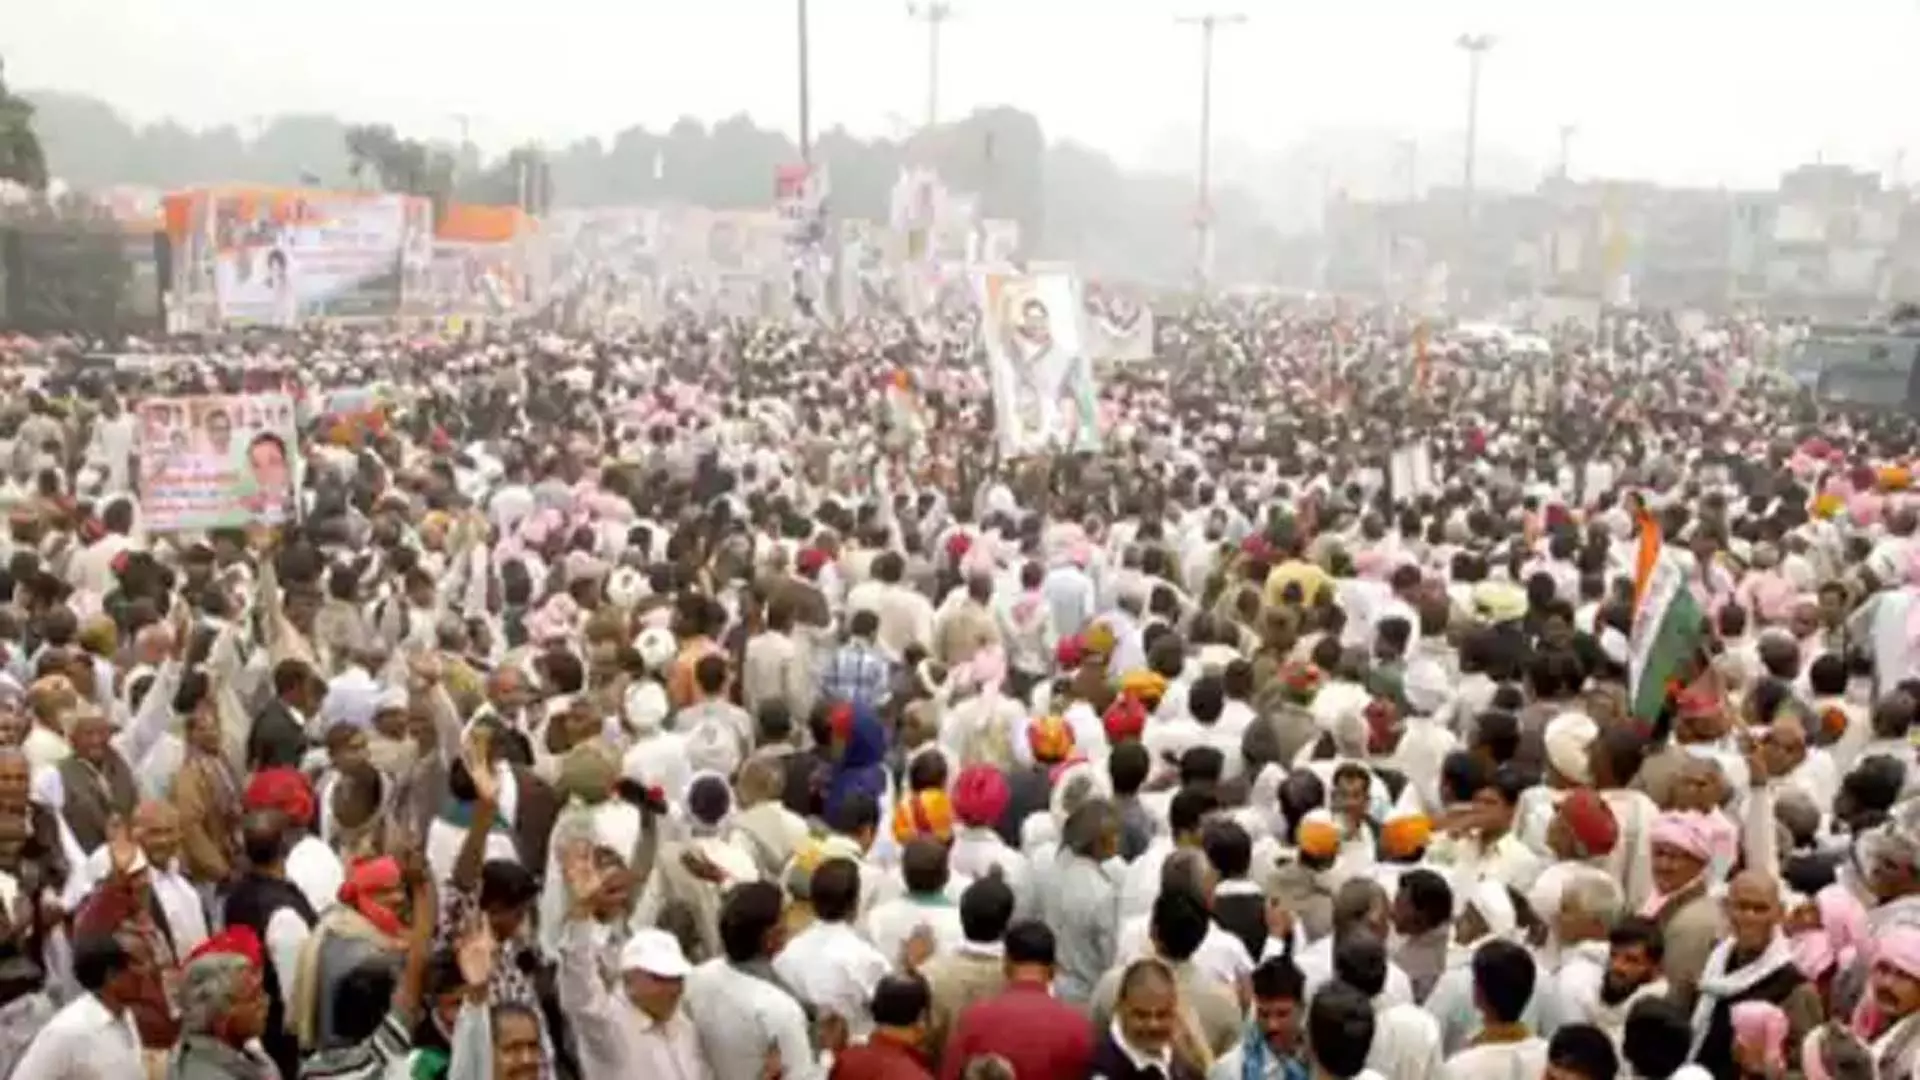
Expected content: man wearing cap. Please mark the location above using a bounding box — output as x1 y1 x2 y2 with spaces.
556 845 710 1078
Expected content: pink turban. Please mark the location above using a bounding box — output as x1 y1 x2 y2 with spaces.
1793 884 1868 980
1852 927 1920 1038
1730 1002 1788 1076
1650 811 1717 862
1851 492 1885 528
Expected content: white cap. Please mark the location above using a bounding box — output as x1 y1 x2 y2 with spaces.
620 928 691 978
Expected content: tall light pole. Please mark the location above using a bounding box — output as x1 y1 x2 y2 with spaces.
798 0 814 163
907 2 954 130
1455 33 1493 306
1178 11 1246 292
1456 34 1494 216
1557 123 1578 180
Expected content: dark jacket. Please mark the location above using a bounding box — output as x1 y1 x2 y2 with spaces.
248 698 308 771
1086 1033 1205 1080
224 872 317 1080
1692 958 1825 1080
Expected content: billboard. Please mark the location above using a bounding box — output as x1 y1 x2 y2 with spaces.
137 393 301 532
165 188 420 326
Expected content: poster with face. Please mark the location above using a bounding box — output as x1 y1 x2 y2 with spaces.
976 269 1099 456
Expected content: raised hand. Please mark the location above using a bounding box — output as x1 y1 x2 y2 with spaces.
455 918 497 989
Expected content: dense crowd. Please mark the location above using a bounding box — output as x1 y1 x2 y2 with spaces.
0 303 1908 1080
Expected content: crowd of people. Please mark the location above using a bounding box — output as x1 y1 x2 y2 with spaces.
0 302 1908 1080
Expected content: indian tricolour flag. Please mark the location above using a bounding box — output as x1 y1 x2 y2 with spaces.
1627 511 1706 720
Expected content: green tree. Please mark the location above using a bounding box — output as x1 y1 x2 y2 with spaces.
0 57 49 191
345 123 455 210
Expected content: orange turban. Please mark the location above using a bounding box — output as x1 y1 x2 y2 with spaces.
1380 814 1432 860
1883 466 1913 493
1297 812 1341 860
1027 715 1076 763
892 790 955 845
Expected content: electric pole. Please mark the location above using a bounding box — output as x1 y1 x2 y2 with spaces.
1457 34 1494 216
1177 11 1246 293
907 2 954 130
798 0 814 162
1455 33 1493 306
1557 123 1578 180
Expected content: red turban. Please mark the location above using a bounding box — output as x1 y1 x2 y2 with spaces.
1103 693 1149 743
244 768 316 829
796 548 829 577
187 926 264 969
339 856 406 937
1055 634 1087 670
946 532 973 562
951 765 1010 827
1560 788 1619 857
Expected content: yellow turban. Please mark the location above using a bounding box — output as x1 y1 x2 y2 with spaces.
1119 669 1169 706
1083 621 1117 657
1814 492 1846 520
1883 466 1913 493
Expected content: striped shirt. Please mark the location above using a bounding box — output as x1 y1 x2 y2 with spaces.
298 1008 412 1079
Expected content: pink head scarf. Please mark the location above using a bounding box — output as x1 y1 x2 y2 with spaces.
1793 885 1869 981
1851 926 1920 1038
1731 1002 1789 1076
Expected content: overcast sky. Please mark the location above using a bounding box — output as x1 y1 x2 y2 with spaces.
6 0 1917 191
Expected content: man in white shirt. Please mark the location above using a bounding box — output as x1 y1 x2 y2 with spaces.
11 930 145 1078
685 880 820 1080
1438 941 1547 1080
774 857 892 1040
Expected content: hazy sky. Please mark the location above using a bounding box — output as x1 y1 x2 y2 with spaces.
6 0 1918 191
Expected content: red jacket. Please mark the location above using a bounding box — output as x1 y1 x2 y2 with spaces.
940 981 1095 1080
832 1032 935 1080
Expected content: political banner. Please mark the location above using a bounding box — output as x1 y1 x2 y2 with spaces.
137 393 300 532
1083 286 1155 363
164 188 414 327
975 268 1099 456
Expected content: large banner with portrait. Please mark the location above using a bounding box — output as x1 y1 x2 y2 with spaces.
163 188 416 328
975 268 1099 456
137 394 300 532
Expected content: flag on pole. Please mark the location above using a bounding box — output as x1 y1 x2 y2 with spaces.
1627 507 1705 720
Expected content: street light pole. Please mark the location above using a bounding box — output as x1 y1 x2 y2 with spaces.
907 2 954 130
1557 123 1578 180
1456 34 1493 218
1178 12 1246 292
798 0 814 163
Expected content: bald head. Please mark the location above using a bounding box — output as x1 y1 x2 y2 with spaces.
133 800 177 831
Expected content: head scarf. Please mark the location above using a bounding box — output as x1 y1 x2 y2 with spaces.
1296 809 1340 860
1731 1002 1789 1076
892 789 955 845
951 765 1010 828
1544 712 1598 784
824 703 889 822
1463 879 1519 940
187 926 264 969
1118 670 1168 706
244 767 317 830
556 742 619 805
1103 693 1149 744
1028 715 1076 763
338 856 406 938
1793 884 1868 981
1380 813 1431 861
1560 788 1619 857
